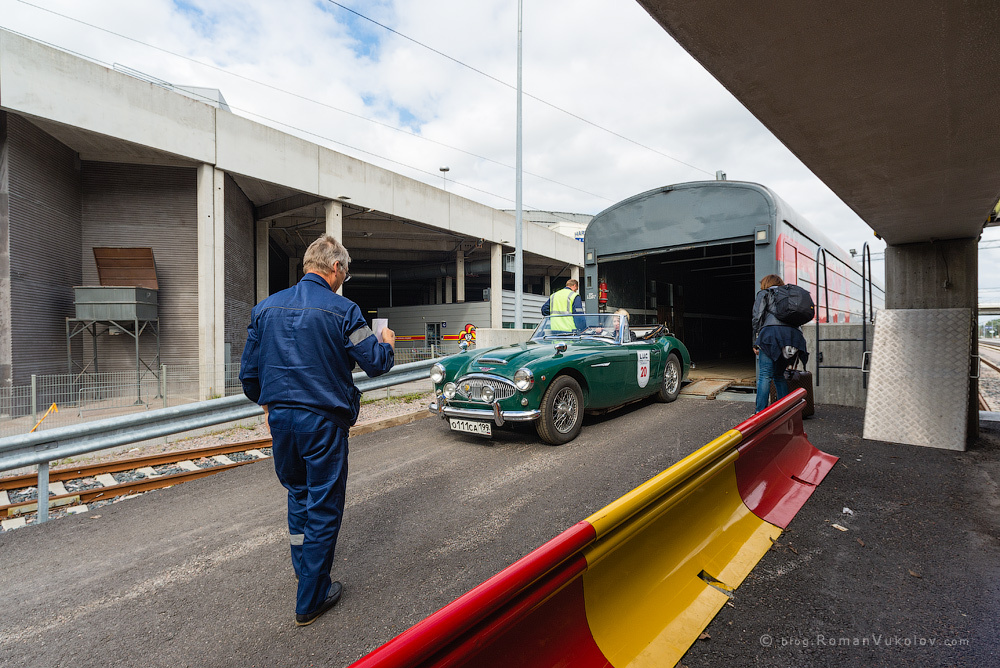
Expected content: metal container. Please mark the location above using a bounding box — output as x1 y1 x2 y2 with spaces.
74 286 158 321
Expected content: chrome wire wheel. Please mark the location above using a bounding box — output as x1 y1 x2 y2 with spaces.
552 387 580 433
664 358 680 395
657 354 682 403
536 375 584 445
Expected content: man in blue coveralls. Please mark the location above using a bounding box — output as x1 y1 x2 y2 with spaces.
240 234 395 626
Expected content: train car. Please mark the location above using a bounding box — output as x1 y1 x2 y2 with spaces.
582 180 884 369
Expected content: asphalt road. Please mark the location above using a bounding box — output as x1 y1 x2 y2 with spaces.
0 396 755 668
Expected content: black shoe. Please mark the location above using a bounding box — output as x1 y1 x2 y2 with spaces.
295 581 343 626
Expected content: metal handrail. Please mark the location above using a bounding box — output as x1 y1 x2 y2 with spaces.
814 243 876 387
0 357 439 522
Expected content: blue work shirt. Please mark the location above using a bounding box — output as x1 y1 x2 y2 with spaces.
239 273 395 431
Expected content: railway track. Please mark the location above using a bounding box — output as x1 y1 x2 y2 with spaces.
0 438 273 528
978 340 1000 411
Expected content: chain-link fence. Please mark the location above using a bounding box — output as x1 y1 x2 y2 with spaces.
393 343 467 365
0 349 457 438
0 364 241 438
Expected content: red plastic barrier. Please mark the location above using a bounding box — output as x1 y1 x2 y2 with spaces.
350 389 836 668
734 389 838 528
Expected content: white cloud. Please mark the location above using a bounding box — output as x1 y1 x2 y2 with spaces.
6 0 999 294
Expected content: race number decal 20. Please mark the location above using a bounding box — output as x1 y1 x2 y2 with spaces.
637 350 651 388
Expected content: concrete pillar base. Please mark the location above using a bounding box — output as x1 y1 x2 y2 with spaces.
883 237 978 442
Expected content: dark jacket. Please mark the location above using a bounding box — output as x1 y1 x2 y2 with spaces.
752 287 809 364
239 273 394 431
751 288 785 341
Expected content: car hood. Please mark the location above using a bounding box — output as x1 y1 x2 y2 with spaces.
460 339 604 375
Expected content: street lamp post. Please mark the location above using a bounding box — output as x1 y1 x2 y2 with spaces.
440 166 450 191
514 0 524 330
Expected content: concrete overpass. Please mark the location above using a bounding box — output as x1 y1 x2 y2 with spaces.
0 29 581 396
637 0 1000 448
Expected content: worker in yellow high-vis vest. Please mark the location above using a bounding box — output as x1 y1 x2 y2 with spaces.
541 278 585 332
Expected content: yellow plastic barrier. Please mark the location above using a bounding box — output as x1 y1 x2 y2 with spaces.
351 389 834 668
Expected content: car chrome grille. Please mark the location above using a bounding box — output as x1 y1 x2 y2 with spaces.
455 376 517 402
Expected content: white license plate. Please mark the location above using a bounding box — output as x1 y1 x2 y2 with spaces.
449 418 492 437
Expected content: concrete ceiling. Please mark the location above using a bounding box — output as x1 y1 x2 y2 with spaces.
637 0 1000 246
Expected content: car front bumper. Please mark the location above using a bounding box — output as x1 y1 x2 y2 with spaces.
429 400 541 426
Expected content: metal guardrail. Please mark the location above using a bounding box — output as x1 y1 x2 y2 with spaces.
0 358 438 523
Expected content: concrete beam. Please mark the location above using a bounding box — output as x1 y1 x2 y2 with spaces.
196 164 225 399
324 200 344 295
491 244 503 327
0 31 216 164
255 193 326 222
255 221 269 304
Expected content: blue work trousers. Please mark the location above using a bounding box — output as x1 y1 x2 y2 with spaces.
755 352 790 414
268 407 349 615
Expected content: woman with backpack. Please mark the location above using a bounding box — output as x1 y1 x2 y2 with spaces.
752 274 810 413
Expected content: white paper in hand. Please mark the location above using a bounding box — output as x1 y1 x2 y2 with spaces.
373 318 388 342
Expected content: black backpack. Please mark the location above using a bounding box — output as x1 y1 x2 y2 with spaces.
768 284 815 327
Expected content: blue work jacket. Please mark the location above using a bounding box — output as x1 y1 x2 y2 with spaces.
239 273 394 431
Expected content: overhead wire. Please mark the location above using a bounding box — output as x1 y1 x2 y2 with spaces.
8 0 614 203
324 0 715 176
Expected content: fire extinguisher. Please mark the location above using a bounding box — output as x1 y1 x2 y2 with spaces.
598 280 608 307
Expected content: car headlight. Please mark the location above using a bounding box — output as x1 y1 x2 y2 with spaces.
480 384 495 403
430 363 446 384
443 382 457 399
513 368 535 392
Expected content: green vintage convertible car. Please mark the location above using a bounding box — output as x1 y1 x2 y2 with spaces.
428 314 691 445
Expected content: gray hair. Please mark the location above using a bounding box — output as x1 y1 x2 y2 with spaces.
302 234 351 275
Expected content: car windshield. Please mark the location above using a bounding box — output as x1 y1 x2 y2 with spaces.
530 314 622 341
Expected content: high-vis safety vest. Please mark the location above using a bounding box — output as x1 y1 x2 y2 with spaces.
548 287 577 331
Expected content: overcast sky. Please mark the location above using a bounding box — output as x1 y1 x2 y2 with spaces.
3 0 998 309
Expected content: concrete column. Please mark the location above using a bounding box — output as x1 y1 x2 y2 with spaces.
255 220 269 304
196 164 226 399
324 200 344 295
435 277 443 304
289 257 299 286
491 244 503 327
543 275 551 297
445 275 453 304
884 237 979 440
570 266 581 283
456 251 465 303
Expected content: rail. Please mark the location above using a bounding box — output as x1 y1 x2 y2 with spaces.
0 358 438 523
815 242 875 387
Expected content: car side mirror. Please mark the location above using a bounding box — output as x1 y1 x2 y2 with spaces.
459 340 469 352
554 342 568 354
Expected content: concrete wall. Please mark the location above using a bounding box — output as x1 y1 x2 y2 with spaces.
885 239 978 310
223 174 255 364
6 114 82 383
801 323 873 408
378 301 491 347
0 112 11 388
476 328 533 349
81 163 198 370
